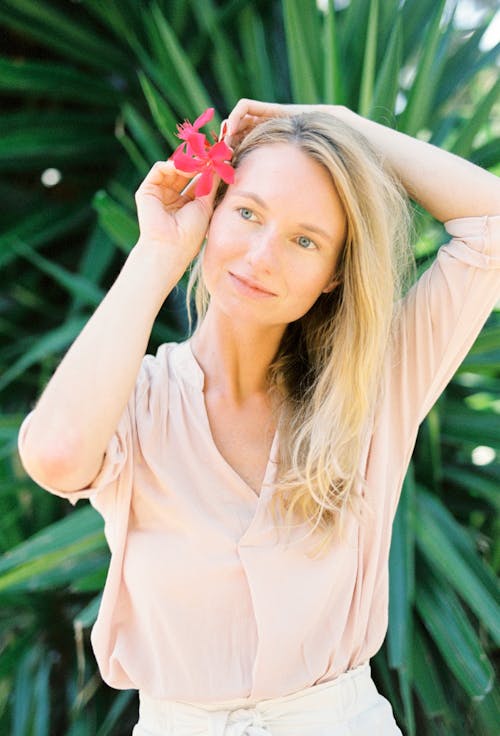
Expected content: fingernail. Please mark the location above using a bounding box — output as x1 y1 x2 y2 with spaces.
220 120 228 138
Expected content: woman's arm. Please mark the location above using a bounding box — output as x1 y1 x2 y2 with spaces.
18 161 216 493
331 106 500 223
224 99 500 223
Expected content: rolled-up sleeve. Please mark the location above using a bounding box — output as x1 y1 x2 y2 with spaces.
17 400 131 508
389 214 500 450
17 347 167 516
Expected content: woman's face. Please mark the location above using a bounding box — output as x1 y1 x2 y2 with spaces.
202 142 347 327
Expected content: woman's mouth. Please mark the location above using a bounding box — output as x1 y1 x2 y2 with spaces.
228 272 277 297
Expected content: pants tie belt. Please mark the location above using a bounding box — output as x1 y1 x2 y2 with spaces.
223 706 271 736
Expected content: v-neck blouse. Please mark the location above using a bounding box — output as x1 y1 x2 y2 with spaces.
17 215 500 703
189 344 280 499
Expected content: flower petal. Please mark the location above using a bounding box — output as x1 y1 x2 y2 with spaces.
185 132 208 158
193 107 214 130
195 169 214 197
171 147 204 173
212 160 235 184
169 141 185 158
208 139 234 162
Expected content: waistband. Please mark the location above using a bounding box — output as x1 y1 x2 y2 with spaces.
135 661 379 735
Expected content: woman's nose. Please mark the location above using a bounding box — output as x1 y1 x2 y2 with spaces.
246 228 281 270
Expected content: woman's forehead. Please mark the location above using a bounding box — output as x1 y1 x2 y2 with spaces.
229 143 343 213
235 142 314 173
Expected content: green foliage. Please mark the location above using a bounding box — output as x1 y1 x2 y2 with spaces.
1 1 498 733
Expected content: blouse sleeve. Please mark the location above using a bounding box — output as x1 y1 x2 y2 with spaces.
389 214 500 452
16 349 164 511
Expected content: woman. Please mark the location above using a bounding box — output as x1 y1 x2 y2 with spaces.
17 99 500 735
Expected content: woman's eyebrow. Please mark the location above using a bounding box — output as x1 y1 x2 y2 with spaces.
232 189 334 242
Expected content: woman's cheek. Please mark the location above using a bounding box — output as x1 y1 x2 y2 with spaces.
202 233 232 293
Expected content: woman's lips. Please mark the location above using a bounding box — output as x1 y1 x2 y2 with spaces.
229 272 277 297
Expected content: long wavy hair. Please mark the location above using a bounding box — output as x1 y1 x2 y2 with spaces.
185 112 417 558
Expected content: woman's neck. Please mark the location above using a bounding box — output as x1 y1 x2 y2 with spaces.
189 307 285 404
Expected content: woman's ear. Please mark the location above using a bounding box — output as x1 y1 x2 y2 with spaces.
322 276 341 294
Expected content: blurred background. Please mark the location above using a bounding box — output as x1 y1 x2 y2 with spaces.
0 0 499 734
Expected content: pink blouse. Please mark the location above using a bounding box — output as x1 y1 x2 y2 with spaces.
17 215 500 703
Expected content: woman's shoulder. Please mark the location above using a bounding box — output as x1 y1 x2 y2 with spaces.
143 340 184 371
138 339 201 391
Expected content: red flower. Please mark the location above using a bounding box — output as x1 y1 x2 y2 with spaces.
170 107 235 197
176 107 214 142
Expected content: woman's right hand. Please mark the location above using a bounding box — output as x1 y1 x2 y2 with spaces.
134 160 220 270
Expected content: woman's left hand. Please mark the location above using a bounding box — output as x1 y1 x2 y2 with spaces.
223 99 345 147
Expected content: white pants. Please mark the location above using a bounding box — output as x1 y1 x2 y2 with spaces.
131 662 403 735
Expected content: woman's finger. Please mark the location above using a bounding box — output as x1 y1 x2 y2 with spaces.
138 160 194 194
136 161 202 210
226 99 286 137
224 114 267 148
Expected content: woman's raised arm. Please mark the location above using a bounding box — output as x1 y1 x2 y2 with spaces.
224 98 500 223
329 106 500 222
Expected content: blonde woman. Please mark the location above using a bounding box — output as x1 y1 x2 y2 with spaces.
18 99 500 735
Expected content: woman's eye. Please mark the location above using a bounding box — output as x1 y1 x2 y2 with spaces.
239 207 255 220
297 235 316 249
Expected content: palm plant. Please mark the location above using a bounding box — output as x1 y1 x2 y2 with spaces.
1 1 498 734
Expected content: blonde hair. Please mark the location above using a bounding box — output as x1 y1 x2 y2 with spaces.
185 112 417 558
